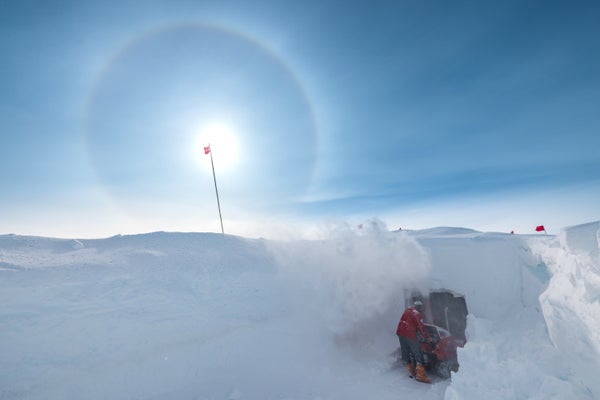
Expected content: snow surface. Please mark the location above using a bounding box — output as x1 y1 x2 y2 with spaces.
1 221 599 399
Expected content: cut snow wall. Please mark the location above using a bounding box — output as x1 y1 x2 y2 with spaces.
417 234 544 320
425 228 597 399
532 222 600 398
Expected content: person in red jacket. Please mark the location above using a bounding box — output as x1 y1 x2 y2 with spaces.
396 299 432 383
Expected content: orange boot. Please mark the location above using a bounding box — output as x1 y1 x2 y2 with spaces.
405 362 416 378
415 364 431 383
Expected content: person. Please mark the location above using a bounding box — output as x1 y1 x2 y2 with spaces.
396 299 432 383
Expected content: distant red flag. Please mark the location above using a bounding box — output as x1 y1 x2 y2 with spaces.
535 225 545 232
204 145 211 155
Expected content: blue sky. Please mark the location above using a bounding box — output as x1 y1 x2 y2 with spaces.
1 0 599 238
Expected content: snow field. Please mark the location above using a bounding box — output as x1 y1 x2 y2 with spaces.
1 221 599 399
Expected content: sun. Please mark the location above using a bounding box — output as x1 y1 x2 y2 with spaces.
196 122 240 172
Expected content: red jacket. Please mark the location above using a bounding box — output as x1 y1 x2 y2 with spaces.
396 306 430 342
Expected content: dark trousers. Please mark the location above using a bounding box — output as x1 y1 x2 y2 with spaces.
399 335 425 365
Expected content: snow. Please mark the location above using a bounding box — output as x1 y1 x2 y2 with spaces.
1 221 599 399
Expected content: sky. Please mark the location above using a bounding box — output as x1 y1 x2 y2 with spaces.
1 0 599 238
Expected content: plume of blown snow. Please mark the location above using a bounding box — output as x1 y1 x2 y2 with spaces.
267 219 430 335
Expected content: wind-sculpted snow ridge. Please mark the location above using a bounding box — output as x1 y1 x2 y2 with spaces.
1 222 599 399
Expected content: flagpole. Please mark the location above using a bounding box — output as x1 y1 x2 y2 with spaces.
207 144 224 234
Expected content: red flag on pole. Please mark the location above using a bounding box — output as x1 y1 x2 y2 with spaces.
204 145 211 155
535 225 545 232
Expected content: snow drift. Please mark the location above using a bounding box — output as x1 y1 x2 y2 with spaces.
1 221 599 399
